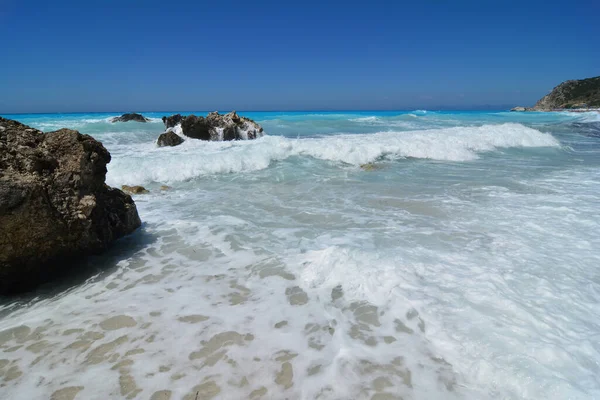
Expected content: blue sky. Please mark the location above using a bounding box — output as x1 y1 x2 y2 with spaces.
0 0 598 112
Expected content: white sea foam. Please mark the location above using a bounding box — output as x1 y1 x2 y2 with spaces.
4 163 599 399
349 115 418 125
2 111 598 400
349 116 382 123
107 123 560 185
570 111 600 123
31 118 108 130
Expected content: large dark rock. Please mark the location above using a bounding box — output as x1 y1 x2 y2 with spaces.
111 113 150 123
161 111 264 141
157 131 184 147
0 117 141 294
181 115 212 140
162 114 183 129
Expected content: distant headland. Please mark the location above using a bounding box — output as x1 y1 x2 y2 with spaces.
512 76 600 112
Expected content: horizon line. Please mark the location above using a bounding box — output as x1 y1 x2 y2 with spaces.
1 106 518 116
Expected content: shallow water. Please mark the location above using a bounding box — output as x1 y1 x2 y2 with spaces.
1 110 599 399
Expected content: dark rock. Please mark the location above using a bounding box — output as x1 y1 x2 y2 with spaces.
180 115 212 140
157 131 184 147
162 111 264 141
162 114 183 129
111 113 150 123
0 181 29 214
222 126 237 141
0 117 141 294
121 185 149 195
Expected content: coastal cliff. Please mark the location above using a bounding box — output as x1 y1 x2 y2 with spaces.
532 76 600 111
511 76 600 111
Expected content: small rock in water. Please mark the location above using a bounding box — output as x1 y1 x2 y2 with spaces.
157 131 184 147
160 185 171 191
121 185 149 195
111 113 150 123
360 163 382 171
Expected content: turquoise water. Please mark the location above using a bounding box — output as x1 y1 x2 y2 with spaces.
1 110 599 399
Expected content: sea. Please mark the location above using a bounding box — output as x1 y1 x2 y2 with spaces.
1 110 599 399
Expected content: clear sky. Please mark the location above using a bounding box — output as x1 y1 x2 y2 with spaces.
0 0 598 113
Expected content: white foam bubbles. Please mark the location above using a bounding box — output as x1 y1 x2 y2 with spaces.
107 123 561 185
349 116 382 124
2 111 598 400
296 246 406 306
571 111 600 123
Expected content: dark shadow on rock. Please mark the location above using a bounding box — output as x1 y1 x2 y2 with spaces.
0 223 157 316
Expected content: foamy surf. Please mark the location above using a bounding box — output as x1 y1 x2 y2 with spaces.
1 110 599 400
107 123 560 185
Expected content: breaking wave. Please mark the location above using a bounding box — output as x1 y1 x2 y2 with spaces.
107 123 560 185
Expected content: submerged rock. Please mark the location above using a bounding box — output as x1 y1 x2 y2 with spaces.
111 113 150 123
161 111 263 141
0 117 141 294
157 131 184 147
360 163 383 171
121 185 149 195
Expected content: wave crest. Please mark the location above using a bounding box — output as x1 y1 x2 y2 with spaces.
107 123 560 185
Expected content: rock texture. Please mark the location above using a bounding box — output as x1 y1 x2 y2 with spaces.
121 185 149 195
532 76 600 110
0 117 141 294
162 114 183 129
157 131 184 147
162 111 263 141
111 113 150 123
156 131 183 147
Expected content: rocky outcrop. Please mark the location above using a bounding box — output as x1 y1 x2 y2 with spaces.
162 111 263 141
0 117 141 294
180 115 212 140
532 76 600 110
111 113 150 123
157 131 184 147
510 106 532 112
